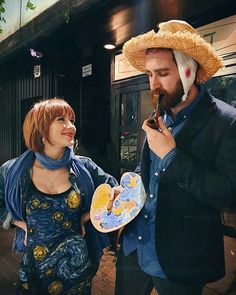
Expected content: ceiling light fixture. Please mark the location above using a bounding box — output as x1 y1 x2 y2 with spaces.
104 44 116 50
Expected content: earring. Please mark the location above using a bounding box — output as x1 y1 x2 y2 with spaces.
42 137 45 144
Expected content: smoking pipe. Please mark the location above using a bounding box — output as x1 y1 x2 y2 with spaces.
147 94 163 130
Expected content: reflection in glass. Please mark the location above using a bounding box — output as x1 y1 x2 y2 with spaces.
120 131 137 162
204 74 236 108
120 92 138 126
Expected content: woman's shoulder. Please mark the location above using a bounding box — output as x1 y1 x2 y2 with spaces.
75 155 92 163
74 155 97 170
76 155 92 161
74 155 108 176
0 158 17 177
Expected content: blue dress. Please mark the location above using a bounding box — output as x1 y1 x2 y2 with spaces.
17 181 92 295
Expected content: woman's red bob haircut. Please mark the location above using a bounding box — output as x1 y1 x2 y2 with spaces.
23 98 75 153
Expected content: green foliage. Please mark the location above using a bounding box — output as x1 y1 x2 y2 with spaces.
219 76 234 87
0 2 5 13
26 0 36 11
0 0 5 34
0 0 36 34
64 0 71 24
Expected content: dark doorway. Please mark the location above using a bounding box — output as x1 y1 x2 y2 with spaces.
112 77 153 176
20 96 42 153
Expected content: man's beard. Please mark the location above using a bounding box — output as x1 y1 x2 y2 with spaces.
151 79 184 114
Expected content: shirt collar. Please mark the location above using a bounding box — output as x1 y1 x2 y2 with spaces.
164 85 204 127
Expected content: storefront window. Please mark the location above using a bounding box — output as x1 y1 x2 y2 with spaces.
204 74 236 108
120 92 138 126
205 73 236 239
120 132 137 163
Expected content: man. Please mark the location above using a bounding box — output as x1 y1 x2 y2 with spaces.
114 20 236 295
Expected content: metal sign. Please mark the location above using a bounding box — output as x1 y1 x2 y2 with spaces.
82 64 92 77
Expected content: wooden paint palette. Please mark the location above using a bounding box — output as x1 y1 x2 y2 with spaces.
90 172 146 233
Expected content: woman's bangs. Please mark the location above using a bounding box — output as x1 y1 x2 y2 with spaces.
48 101 75 121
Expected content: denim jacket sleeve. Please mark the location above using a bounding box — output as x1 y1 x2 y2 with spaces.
75 156 118 265
78 156 119 188
0 159 15 228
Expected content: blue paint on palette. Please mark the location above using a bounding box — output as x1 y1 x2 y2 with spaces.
93 172 146 232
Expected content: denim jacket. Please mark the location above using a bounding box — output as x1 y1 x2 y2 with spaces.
0 155 118 264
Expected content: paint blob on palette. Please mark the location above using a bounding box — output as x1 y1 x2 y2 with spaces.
90 172 146 233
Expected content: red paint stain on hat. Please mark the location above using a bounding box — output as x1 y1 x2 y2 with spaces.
186 68 191 78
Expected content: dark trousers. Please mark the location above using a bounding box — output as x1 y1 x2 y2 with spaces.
115 249 204 295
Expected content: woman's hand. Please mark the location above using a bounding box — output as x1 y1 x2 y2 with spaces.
13 220 27 246
80 212 90 237
107 185 123 212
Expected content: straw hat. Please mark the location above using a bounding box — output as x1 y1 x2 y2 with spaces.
123 20 224 83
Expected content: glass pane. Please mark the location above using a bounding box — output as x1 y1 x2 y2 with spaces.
140 89 153 123
120 131 137 163
120 92 138 126
204 74 236 108
139 89 153 151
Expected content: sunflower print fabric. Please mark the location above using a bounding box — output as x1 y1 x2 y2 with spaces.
17 182 92 295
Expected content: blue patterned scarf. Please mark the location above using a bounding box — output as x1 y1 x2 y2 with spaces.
4 146 95 252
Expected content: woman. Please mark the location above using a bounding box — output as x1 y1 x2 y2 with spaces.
0 98 118 295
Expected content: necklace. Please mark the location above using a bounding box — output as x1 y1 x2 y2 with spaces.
48 174 60 189
33 162 68 190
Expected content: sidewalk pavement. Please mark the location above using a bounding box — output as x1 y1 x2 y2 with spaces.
1 228 236 295
93 235 236 295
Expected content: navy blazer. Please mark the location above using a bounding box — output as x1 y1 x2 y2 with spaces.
140 91 236 284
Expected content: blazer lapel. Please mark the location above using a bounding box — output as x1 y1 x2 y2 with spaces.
175 91 218 147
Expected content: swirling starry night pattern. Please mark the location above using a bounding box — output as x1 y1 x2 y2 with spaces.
17 182 92 294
